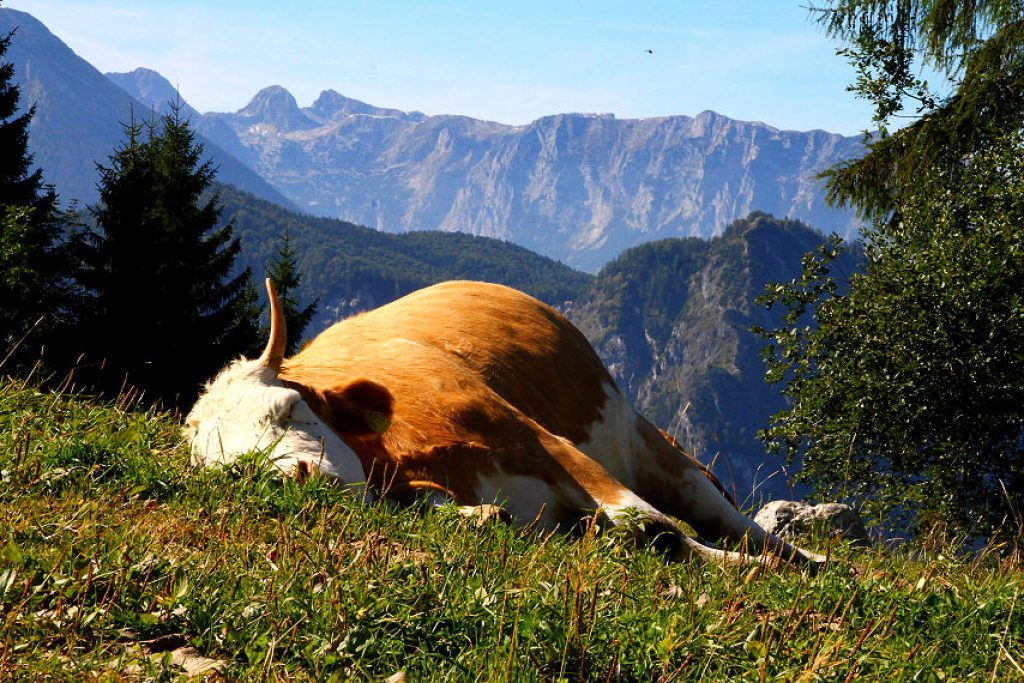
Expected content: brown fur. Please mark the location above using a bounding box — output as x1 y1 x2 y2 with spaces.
272 281 823 565
280 282 622 507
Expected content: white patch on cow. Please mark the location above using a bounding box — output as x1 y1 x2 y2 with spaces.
474 469 565 532
184 358 368 498
573 381 646 489
597 488 664 527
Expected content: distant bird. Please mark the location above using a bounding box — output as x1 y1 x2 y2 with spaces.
645 49 654 54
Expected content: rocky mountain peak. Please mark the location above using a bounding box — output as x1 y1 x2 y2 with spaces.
308 89 359 118
110 67 173 98
105 67 197 118
238 85 316 131
691 109 732 136
307 89 427 123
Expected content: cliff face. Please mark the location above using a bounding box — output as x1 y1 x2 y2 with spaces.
568 213 858 504
201 88 862 270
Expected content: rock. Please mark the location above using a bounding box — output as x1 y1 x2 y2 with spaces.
755 500 869 546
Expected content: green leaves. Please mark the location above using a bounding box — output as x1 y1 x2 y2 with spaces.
758 133 1024 539
758 2 1024 540
815 1 1024 214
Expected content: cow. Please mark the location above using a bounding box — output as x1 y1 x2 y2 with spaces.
186 279 826 567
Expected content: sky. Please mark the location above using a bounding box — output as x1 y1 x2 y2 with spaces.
5 0 879 135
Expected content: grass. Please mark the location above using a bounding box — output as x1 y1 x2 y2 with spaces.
1 378 1022 681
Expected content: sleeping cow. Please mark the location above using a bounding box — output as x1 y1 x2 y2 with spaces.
186 280 825 567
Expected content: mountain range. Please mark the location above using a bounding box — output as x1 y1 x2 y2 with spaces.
151 78 865 271
216 184 590 333
1 8 864 500
3 7 861 272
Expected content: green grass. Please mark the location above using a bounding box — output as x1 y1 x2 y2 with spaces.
1 378 1022 681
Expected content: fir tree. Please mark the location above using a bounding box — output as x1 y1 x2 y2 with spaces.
78 103 259 406
0 26 70 371
266 232 318 355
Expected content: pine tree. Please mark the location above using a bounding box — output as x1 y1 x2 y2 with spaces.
266 232 318 355
78 103 259 406
0 26 70 371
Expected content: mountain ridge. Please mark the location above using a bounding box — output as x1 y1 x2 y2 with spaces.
567 212 861 502
0 8 294 210
189 82 864 270
105 61 864 272
214 183 592 333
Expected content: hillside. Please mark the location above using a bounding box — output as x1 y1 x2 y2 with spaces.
3 379 1020 680
216 184 592 332
0 8 292 209
568 213 861 503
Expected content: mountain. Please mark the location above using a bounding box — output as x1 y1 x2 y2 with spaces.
106 67 261 169
215 184 591 333
5 7 863 272
0 9 293 209
202 86 864 270
567 213 860 503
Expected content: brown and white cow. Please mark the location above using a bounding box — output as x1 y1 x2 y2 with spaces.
186 279 826 567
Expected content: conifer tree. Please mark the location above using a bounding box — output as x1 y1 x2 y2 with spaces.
0 25 70 370
813 1 1024 215
78 103 259 406
266 232 318 355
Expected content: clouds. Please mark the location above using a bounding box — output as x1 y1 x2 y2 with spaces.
5 0 874 133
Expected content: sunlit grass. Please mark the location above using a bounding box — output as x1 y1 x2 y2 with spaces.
1 378 1022 680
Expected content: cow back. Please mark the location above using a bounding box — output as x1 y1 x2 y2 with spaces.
281 281 614 445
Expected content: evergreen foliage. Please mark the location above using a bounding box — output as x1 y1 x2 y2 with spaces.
0 25 70 371
813 0 1024 214
216 184 591 331
759 1 1024 539
76 104 259 407
265 232 317 355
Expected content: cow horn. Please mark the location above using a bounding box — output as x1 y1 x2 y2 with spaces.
259 278 287 371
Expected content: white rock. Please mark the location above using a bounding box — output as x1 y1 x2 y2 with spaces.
755 500 869 546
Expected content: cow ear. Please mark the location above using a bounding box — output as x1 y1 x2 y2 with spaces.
323 379 394 435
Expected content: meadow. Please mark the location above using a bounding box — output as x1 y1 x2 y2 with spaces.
1 378 1022 681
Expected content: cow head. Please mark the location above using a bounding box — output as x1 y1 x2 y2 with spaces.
184 279 370 497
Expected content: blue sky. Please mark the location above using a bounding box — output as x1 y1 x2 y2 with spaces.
7 0 878 134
